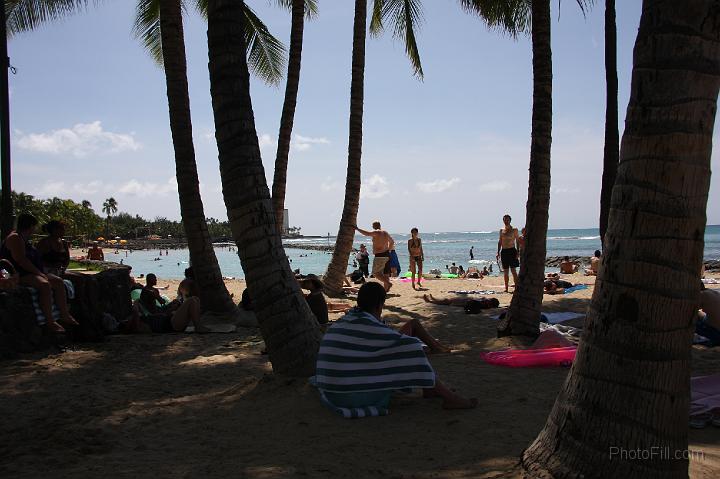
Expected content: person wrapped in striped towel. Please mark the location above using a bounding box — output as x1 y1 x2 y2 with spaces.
313 281 477 418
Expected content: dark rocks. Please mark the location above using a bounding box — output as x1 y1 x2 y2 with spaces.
705 260 720 272
545 256 591 267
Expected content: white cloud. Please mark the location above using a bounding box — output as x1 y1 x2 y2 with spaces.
551 186 581 194
478 180 511 192
38 181 66 197
118 177 177 197
321 177 342 192
16 121 140 158
361 174 390 199
416 177 460 193
258 133 274 149
293 134 329 151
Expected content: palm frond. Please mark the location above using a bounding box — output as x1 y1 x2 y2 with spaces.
370 0 424 80
458 0 531 37
271 0 318 20
5 0 100 36
131 0 163 66
242 3 287 85
194 0 287 86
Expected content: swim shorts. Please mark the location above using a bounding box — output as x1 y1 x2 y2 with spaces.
372 251 390 275
409 255 423 272
500 247 520 269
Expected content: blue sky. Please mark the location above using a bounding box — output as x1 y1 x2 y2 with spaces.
7 0 719 235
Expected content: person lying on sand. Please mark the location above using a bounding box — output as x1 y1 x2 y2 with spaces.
544 279 574 295
465 266 482 279
559 256 579 274
696 286 720 347
585 250 602 276
423 293 499 309
315 282 477 411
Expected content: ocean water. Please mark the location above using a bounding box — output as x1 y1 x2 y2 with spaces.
114 225 720 279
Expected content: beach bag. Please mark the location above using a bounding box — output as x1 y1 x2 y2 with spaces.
464 298 500 314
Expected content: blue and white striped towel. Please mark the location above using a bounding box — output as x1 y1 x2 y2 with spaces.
27 280 74 325
314 307 435 418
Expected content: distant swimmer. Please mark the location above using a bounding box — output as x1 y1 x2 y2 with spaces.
496 214 519 293
469 246 474 260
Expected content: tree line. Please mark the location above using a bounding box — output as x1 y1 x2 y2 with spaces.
4 1 719 477
0 190 236 241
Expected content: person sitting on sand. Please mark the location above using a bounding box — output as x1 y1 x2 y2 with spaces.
465 266 482 279
355 222 393 292
0 213 78 333
457 265 465 277
447 263 459 275
136 273 207 333
407 227 424 289
315 282 477 412
36 220 71 276
299 274 351 325
585 250 601 276
87 242 104 261
696 286 720 346
423 293 499 309
559 256 579 274
482 266 490 277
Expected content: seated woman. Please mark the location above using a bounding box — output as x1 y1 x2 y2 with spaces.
136 273 207 333
36 220 71 276
696 287 720 346
559 256 579 274
299 275 351 325
0 214 77 332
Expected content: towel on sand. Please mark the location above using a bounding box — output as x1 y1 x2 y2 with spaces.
490 311 584 325
563 284 589 294
313 307 435 418
448 290 496 295
691 374 720 416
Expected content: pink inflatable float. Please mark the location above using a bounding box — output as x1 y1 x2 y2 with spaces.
480 346 577 368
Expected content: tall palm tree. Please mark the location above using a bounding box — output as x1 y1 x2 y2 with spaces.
271 0 317 236
322 0 369 296
155 0 235 314
495 0 592 338
598 0 618 245
1 2 12 240
206 0 322 376
102 196 117 238
523 1 719 476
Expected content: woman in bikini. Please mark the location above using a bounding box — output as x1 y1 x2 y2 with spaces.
408 227 425 289
36 220 71 276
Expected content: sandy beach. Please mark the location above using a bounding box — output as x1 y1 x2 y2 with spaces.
1 272 719 478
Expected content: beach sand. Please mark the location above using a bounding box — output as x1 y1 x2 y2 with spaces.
1 272 718 478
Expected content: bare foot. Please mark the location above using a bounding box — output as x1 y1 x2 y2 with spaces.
443 396 478 410
47 321 65 333
60 315 79 327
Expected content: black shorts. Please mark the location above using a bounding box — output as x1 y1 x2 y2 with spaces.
500 248 520 269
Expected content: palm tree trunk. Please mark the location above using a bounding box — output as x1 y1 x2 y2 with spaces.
323 0 366 296
599 0 619 246
206 0 322 376
0 3 13 241
159 0 236 315
271 0 306 236
522 1 720 477
497 0 552 338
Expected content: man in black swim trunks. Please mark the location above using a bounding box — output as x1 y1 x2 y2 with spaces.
496 214 519 293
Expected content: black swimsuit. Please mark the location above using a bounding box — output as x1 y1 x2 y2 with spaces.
0 236 44 276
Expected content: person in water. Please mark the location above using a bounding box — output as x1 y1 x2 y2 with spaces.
408 227 424 289
36 220 71 276
355 221 394 292
469 246 474 260
0 214 78 332
496 214 520 293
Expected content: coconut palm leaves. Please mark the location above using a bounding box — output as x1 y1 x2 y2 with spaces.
4 0 99 35
133 0 287 85
370 0 424 78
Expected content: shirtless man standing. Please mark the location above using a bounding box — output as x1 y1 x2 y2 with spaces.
496 214 519 293
355 221 393 292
